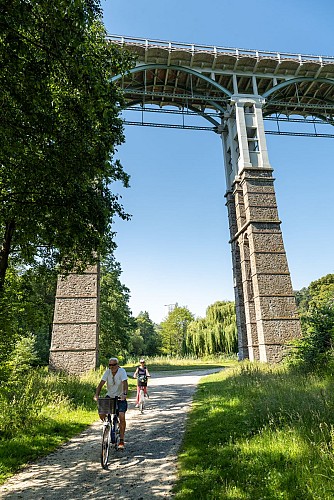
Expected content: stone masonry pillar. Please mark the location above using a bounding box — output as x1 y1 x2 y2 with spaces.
221 95 301 362
225 189 248 359
49 264 100 374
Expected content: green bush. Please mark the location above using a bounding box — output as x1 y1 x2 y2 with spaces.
288 301 334 372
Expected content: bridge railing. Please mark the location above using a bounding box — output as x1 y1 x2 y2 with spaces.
107 34 334 65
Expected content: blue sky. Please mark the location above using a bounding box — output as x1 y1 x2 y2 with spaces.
102 1 334 324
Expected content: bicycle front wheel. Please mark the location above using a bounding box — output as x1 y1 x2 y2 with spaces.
101 423 111 468
139 391 145 413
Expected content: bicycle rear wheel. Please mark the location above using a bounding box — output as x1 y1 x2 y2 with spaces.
101 422 111 468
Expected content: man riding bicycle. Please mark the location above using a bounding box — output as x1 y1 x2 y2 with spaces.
133 358 150 407
94 357 128 449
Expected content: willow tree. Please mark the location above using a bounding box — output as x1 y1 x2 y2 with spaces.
206 301 237 353
186 301 237 355
0 0 134 290
186 317 212 356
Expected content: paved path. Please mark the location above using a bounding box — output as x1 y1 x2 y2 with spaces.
0 369 222 499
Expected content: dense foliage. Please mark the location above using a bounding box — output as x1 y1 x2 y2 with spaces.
160 306 194 355
0 0 133 289
0 264 57 373
290 274 334 371
186 301 237 355
98 258 135 364
130 311 161 357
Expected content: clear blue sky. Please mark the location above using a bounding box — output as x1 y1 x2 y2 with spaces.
102 0 334 324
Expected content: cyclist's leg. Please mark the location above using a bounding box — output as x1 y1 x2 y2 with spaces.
119 411 126 441
117 399 127 443
135 385 141 405
139 389 145 412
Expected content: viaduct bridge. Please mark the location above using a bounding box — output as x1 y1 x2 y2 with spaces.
49 36 334 373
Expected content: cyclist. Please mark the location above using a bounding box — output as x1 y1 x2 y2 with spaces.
133 358 150 407
94 357 128 449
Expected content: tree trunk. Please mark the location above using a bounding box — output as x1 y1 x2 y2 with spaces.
0 220 15 292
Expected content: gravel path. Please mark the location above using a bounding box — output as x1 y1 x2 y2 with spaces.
0 368 222 499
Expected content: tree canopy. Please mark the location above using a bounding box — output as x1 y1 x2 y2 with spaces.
132 311 161 356
99 258 135 364
186 301 237 356
0 0 134 289
290 274 334 370
160 306 194 356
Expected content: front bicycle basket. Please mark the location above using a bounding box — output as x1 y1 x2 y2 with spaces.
98 397 117 414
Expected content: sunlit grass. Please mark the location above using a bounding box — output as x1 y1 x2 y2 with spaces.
0 367 137 484
174 362 334 499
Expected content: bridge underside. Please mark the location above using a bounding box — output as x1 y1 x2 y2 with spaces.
112 36 334 134
50 36 334 372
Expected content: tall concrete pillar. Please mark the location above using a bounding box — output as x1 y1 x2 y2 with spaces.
49 264 100 374
221 95 301 362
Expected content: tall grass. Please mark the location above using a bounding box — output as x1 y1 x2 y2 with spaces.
0 366 136 484
174 362 334 499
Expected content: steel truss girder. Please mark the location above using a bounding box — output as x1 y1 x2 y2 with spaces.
122 120 216 132
111 36 334 137
121 119 334 138
122 104 334 137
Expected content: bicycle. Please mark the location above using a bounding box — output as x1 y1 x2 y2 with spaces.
98 397 121 469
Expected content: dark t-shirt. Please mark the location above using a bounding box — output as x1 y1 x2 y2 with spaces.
137 365 148 386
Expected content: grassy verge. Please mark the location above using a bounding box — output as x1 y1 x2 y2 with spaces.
0 367 137 484
174 362 334 499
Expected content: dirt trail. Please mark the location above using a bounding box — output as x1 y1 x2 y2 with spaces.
0 368 221 499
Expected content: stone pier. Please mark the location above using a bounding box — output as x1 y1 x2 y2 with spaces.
222 96 301 361
49 265 100 374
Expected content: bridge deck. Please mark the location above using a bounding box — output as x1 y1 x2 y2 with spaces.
109 35 334 120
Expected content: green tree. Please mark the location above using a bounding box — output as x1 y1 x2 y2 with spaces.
99 258 135 364
134 311 161 356
0 263 57 369
206 301 237 354
0 0 134 290
289 274 334 371
290 302 334 371
186 317 208 356
127 330 145 358
186 301 237 356
294 287 311 314
160 306 194 356
308 274 334 308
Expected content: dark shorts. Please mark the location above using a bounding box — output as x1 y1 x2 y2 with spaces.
118 399 127 413
104 395 127 414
